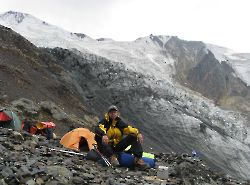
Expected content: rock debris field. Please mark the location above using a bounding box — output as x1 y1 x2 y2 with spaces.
0 127 249 185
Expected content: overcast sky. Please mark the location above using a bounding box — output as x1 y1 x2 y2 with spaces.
0 0 249 52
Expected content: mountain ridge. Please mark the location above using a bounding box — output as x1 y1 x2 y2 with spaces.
1 11 249 89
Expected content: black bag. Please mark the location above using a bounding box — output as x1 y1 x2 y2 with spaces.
86 149 101 161
86 149 110 166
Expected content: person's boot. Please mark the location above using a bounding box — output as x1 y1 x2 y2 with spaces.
134 157 150 170
110 155 120 167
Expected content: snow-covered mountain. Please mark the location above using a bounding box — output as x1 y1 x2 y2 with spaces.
206 44 250 86
1 11 250 180
0 11 94 49
0 11 175 82
1 11 249 87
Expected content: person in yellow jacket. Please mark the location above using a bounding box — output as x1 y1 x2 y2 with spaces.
95 105 149 169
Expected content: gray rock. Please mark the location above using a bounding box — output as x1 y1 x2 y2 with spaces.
11 98 39 113
26 179 36 185
13 144 23 151
82 172 95 180
72 176 84 184
46 166 72 183
1 166 14 178
11 131 24 141
40 101 68 120
0 179 8 185
0 144 7 152
35 177 44 185
20 165 32 175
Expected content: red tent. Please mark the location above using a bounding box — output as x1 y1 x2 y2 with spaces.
0 111 12 121
0 109 22 131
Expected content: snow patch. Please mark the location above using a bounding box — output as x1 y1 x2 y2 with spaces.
206 43 250 86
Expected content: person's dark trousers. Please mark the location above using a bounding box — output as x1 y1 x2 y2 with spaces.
95 135 114 158
45 128 53 140
23 122 31 132
114 135 143 158
95 135 143 158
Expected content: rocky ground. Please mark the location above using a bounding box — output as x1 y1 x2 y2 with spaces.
0 127 249 185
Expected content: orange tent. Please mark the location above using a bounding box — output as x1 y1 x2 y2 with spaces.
60 128 96 151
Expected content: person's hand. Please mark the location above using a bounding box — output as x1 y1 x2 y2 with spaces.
137 133 143 144
102 135 109 145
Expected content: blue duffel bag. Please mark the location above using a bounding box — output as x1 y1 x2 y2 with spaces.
118 152 155 168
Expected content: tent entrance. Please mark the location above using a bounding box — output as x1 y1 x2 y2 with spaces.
79 137 89 152
0 120 12 129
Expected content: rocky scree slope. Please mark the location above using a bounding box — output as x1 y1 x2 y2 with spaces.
0 127 249 185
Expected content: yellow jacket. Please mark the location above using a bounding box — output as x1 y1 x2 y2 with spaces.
95 113 139 146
